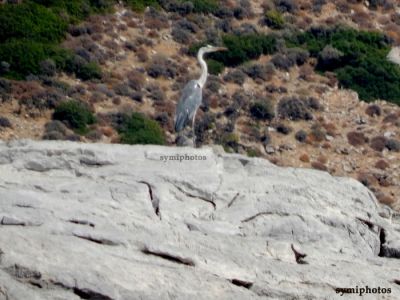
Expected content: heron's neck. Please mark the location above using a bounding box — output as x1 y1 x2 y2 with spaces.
197 50 208 88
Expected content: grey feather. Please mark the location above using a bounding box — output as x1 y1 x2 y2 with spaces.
174 80 202 132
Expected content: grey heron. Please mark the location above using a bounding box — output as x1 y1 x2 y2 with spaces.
174 45 227 145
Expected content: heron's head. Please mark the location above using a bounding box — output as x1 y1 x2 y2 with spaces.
200 45 228 54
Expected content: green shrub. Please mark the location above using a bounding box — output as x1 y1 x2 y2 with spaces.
211 34 277 67
207 59 224 75
336 60 400 104
190 0 219 13
63 54 102 80
287 26 400 103
0 1 109 78
77 62 102 80
0 2 67 43
250 101 275 121
263 10 285 29
123 0 160 12
220 133 239 152
247 147 261 157
31 0 116 22
0 39 56 77
118 112 165 145
53 100 95 134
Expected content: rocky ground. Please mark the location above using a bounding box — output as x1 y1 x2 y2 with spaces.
0 1 400 210
0 140 400 299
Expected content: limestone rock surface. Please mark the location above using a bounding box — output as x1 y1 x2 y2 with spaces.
0 140 399 300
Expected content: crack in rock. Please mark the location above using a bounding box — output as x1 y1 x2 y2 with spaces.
44 280 115 300
0 286 7 300
230 278 253 289
79 156 113 167
73 287 114 300
72 232 122 246
378 228 400 259
3 265 114 300
356 217 376 231
138 181 160 219
0 216 41 226
291 244 308 264
227 192 240 208
68 219 95 228
170 182 216 210
141 246 195 266
4 264 42 280
241 211 294 223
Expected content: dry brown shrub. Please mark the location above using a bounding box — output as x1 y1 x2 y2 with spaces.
375 159 389 170
347 131 368 146
311 161 327 171
12 81 42 99
383 113 399 124
148 30 159 38
104 39 119 50
377 15 391 25
351 11 374 28
117 24 128 31
112 97 121 105
299 153 310 162
374 191 395 206
91 33 103 41
145 18 169 30
136 47 149 62
365 104 381 117
298 64 314 81
127 20 138 28
370 136 387 151
317 155 328 164
357 172 379 187
322 122 337 136
322 142 331 149
127 70 145 91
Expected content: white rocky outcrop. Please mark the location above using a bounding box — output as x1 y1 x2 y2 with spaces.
0 140 399 299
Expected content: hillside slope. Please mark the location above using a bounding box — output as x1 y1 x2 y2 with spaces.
0 1 400 209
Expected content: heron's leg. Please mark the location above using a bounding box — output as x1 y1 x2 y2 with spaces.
192 111 197 147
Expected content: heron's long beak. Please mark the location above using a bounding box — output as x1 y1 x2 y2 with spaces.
214 47 228 52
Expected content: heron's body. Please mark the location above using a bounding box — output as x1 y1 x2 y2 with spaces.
174 80 202 132
174 45 227 139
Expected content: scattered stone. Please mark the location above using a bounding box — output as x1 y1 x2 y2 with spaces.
265 146 275 154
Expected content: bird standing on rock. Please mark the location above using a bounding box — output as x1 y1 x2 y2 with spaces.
174 45 227 146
